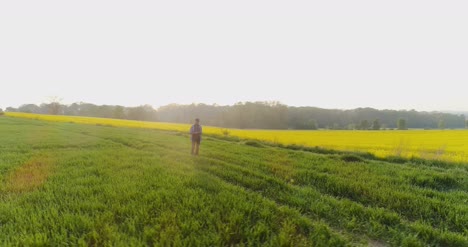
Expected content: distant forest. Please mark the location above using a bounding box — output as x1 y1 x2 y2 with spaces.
5 101 467 130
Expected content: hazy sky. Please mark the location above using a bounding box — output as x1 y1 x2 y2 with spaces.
1 1 467 111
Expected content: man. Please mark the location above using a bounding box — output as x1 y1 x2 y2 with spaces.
190 118 202 155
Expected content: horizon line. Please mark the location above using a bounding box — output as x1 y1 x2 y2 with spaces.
3 101 468 114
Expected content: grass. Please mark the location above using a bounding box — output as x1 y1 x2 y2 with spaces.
0 116 467 246
6 112 468 163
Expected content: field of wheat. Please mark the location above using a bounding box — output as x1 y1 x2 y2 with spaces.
0 116 467 245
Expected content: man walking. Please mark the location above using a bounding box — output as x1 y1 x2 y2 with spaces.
190 118 202 155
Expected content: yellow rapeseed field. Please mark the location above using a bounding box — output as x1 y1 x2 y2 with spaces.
6 112 468 163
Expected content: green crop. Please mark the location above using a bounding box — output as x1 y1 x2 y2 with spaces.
0 117 466 246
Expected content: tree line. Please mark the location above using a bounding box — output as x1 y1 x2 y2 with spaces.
5 103 158 122
3 101 467 130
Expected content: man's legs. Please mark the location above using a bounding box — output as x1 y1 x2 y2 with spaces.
195 142 200 155
191 141 195 155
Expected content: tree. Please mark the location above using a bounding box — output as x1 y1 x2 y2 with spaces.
359 120 370 130
46 96 63 115
332 123 341 130
307 119 318 130
65 103 80 116
466 120 468 129
113 106 125 119
438 119 446 129
397 118 407 130
0 108 4 115
372 119 381 130
127 105 158 121
18 104 41 113
5 107 17 112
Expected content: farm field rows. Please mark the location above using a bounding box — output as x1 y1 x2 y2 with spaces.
6 112 468 163
0 116 467 246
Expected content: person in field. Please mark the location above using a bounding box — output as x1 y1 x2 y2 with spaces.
190 118 202 155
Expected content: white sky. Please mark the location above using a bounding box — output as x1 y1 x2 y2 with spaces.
1 1 467 111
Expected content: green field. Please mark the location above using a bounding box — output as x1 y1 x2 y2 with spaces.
0 117 467 246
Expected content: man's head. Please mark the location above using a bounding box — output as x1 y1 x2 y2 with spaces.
195 118 200 124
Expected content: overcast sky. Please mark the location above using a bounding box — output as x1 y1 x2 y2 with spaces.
1 1 467 111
